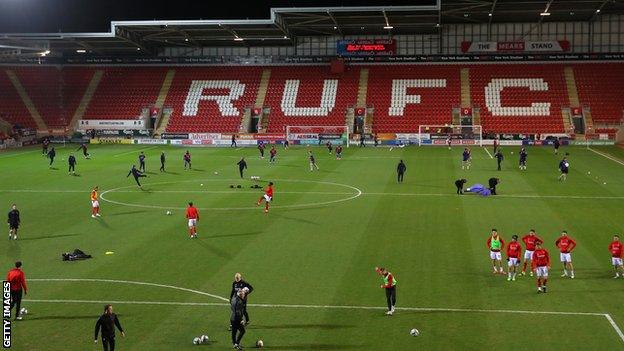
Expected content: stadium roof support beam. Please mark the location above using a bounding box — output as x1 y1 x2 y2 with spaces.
326 11 343 36
114 27 153 54
589 0 611 21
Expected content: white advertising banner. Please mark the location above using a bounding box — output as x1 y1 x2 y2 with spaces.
78 119 146 130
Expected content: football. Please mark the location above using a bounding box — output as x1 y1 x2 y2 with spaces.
410 328 420 336
256 339 264 348
19 308 28 315
192 337 201 345
166 211 172 215
200 335 209 343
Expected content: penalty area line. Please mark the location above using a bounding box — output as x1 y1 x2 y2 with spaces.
482 147 494 159
21 298 624 343
588 147 624 167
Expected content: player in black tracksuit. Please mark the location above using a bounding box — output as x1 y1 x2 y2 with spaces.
397 160 406 183
138 152 146 172
489 177 500 195
94 304 124 351
77 143 90 158
230 290 246 350
68 154 77 175
127 165 147 187
230 274 253 324
159 152 166 172
495 150 504 171
7 204 20 240
455 179 467 195
48 147 56 168
237 158 247 179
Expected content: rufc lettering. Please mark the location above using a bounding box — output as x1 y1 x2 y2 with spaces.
3 281 10 348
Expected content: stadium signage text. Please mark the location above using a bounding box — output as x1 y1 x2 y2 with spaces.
2 281 10 348
337 39 396 56
461 41 570 53
78 119 146 130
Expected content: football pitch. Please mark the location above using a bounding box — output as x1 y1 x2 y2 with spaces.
1 143 624 350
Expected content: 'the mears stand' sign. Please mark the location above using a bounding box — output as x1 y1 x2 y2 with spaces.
2 281 11 348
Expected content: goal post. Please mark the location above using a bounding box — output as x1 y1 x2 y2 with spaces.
285 125 351 147
417 125 483 147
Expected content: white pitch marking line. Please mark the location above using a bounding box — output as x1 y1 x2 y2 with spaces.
605 314 624 344
588 147 624 167
26 279 624 344
113 146 158 157
29 278 229 302
482 147 494 159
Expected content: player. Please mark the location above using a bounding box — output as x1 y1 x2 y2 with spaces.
519 148 528 170
231 134 237 148
283 139 289 149
326 141 333 154
521 229 544 276
446 135 451 150
237 157 247 178
258 141 265 159
506 235 522 281
558 157 569 181
185 202 199 238
455 178 467 194
553 137 560 155
159 152 166 172
269 146 277 163
335 145 342 160
495 150 503 171
48 146 56 168
555 231 576 278
127 165 147 188
68 153 77 175
42 137 50 155
6 261 27 320
397 160 406 183
359 133 366 147
90 186 101 218
461 148 471 170
7 204 20 240
230 289 246 350
609 235 624 278
308 151 319 171
486 229 505 274
532 242 550 293
183 151 191 170
94 304 125 351
493 137 499 154
374 133 379 147
138 152 146 172
77 143 90 159
488 177 500 195
256 182 273 214
230 273 254 325
375 267 397 315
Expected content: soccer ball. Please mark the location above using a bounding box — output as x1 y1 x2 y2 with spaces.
214 171 218 175
256 340 264 348
200 335 209 343
510 151 514 154
192 337 201 345
565 162 570 168
166 211 172 215
200 183 204 186
410 328 420 337
19 308 27 315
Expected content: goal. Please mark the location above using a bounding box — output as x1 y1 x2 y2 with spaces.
417 125 483 146
285 125 350 147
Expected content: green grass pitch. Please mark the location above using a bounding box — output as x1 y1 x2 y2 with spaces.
1 143 624 350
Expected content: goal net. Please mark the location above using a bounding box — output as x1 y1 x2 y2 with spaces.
417 125 483 146
285 125 350 147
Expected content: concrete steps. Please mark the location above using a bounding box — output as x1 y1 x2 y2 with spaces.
255 69 271 132
69 70 104 129
153 69 176 136
5 70 48 130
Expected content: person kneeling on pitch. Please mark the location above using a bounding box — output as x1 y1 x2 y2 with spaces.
231 289 247 350
94 304 125 351
455 179 467 195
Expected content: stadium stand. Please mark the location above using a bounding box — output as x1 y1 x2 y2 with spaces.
82 67 167 120
163 67 261 133
574 63 624 125
14 67 64 127
0 70 37 129
263 66 360 133
367 65 460 133
470 64 568 134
